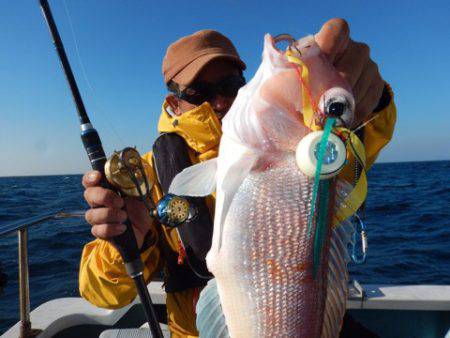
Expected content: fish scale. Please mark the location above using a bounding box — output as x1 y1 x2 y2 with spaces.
207 155 351 337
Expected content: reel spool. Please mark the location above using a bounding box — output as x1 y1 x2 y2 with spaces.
155 194 196 228
296 131 347 179
104 147 154 197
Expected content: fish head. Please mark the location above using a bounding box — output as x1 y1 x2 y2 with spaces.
222 34 355 159
288 35 355 128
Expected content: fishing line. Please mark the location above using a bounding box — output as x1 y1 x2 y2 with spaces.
62 0 126 146
353 112 380 133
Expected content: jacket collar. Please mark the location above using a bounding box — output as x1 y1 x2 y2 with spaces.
157 101 222 155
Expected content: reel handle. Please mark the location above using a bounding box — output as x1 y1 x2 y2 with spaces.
82 128 142 276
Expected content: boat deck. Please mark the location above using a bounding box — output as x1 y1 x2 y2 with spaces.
3 281 450 338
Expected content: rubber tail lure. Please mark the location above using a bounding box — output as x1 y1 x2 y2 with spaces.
307 117 336 278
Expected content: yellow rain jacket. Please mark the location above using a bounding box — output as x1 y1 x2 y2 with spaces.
79 88 396 337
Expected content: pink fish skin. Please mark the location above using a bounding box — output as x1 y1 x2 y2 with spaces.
170 34 356 337
204 34 355 337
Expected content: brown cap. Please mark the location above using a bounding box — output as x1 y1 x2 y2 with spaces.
162 29 246 88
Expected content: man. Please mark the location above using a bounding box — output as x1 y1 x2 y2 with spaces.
79 18 396 337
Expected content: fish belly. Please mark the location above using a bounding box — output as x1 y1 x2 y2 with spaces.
207 156 350 338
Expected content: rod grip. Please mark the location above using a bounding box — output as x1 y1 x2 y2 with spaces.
81 129 142 273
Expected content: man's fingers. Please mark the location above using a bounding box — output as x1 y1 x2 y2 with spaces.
335 41 371 87
353 60 380 105
85 207 127 226
314 18 350 63
125 198 147 219
83 187 124 209
82 170 102 188
91 223 127 240
125 197 152 231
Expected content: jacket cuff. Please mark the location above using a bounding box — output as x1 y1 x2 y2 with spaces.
373 83 392 113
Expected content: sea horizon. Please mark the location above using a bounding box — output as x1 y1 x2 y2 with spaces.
1 159 449 179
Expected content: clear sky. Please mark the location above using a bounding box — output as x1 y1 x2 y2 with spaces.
1 0 449 176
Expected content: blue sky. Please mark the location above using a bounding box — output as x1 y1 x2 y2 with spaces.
1 0 449 176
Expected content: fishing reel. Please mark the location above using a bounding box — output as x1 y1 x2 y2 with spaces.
105 147 153 197
104 147 195 227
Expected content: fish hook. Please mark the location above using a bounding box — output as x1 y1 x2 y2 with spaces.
273 33 296 45
351 214 368 264
273 33 304 56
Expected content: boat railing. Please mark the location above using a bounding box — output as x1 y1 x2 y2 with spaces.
0 210 85 338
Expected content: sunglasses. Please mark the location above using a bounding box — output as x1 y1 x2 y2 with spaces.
173 74 246 106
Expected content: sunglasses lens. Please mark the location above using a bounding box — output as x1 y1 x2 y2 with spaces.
220 76 246 97
181 83 211 105
179 75 246 105
183 93 207 105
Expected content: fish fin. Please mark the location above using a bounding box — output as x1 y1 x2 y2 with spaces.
321 180 355 338
168 158 217 197
216 150 258 250
196 279 230 338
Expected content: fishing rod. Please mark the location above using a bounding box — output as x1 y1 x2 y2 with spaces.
38 1 163 336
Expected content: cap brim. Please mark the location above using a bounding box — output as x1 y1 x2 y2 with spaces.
172 53 246 88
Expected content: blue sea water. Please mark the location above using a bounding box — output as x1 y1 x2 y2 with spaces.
0 161 449 334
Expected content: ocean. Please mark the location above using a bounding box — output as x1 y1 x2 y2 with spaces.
0 161 449 334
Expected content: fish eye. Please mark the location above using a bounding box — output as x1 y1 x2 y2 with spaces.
318 88 355 126
325 98 350 118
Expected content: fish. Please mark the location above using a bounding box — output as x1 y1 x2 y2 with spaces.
169 34 358 337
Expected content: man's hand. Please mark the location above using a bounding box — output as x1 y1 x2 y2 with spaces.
82 170 153 249
315 18 385 126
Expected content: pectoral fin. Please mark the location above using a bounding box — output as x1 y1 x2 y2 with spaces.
169 158 218 197
196 279 230 338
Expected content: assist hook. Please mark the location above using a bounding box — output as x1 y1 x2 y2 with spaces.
351 214 368 264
